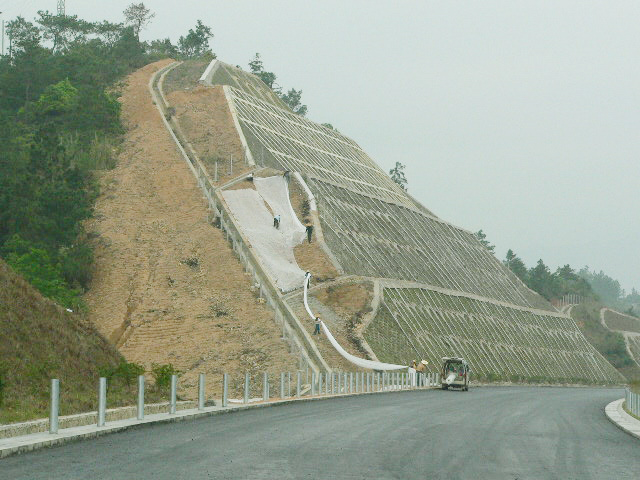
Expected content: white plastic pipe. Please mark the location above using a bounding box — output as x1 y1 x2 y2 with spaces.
303 273 408 371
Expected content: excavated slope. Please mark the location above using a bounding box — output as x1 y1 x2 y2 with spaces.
84 60 299 399
165 59 623 384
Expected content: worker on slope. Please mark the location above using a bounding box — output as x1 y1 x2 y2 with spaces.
305 222 314 243
273 214 281 229
313 316 321 335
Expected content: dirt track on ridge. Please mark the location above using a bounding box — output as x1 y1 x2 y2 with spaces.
84 60 298 398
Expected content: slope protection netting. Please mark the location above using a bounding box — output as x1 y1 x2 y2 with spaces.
201 60 287 109
627 336 640 366
603 309 640 334
222 177 306 292
363 287 622 383
225 87 421 210
224 86 551 310
307 178 551 310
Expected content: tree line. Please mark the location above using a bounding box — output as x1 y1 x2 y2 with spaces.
475 230 639 316
0 4 214 309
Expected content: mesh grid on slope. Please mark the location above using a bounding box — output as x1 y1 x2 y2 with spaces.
628 336 640 365
364 287 621 383
202 61 288 109
215 79 621 381
307 178 551 310
225 87 419 209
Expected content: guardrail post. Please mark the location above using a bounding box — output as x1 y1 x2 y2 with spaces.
296 371 301 397
344 373 348 393
288 372 292 397
137 375 145 420
311 372 316 396
98 377 107 427
170 375 177 414
354 372 358 393
366 373 370 392
50 379 60 434
280 372 286 399
198 373 205 410
263 372 269 401
319 373 323 395
244 373 250 404
223 373 229 407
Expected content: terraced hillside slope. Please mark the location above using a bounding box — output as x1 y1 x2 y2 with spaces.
568 302 640 381
601 308 640 370
84 60 300 400
0 260 122 423
163 59 623 384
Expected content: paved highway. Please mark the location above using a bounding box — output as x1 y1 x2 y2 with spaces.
2 387 637 479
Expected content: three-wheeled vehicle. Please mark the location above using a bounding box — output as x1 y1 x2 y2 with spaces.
441 357 470 391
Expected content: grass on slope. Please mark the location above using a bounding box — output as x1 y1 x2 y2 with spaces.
163 59 209 95
571 301 640 382
0 260 168 424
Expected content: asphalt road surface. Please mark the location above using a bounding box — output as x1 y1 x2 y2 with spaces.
2 387 637 479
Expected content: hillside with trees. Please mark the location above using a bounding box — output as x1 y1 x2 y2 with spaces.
0 5 214 311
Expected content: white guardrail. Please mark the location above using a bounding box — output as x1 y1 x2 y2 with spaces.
625 388 640 417
33 371 439 435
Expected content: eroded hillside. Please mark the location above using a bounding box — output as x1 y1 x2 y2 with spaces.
84 60 299 399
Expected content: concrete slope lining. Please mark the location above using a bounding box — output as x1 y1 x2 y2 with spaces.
303 273 407 371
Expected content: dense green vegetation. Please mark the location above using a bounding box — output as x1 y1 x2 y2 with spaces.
571 301 640 381
0 5 213 309
474 231 638 317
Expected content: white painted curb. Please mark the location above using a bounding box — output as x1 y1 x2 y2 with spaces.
605 398 640 440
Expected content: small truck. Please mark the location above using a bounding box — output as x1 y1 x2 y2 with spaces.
441 357 470 391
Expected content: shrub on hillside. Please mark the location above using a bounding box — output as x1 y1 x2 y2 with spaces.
1 235 83 310
151 363 180 390
100 361 145 386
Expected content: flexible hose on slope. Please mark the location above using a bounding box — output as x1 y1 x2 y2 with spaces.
303 273 407 371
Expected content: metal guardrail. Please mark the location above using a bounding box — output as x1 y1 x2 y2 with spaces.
625 388 639 417
42 372 440 435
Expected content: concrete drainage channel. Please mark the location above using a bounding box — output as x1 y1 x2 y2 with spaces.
0 371 440 458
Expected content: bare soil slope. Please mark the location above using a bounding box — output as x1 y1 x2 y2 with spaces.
167 85 251 186
84 60 298 399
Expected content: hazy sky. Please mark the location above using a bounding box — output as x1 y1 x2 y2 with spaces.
2 1 638 292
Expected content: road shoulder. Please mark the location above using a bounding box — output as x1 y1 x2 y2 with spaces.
605 398 640 440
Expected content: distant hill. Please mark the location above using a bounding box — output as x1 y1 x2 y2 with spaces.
570 302 640 382
0 259 123 423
